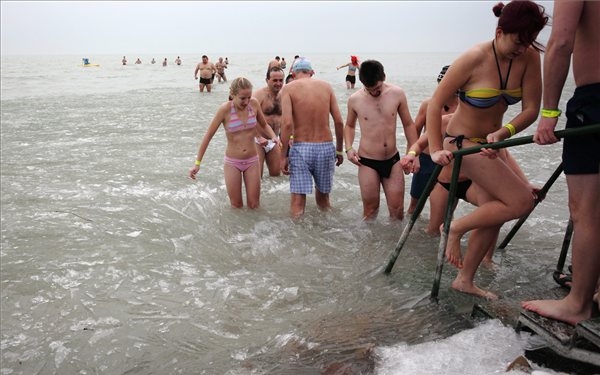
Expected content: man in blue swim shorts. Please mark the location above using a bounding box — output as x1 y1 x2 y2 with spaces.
525 0 600 326
280 57 344 218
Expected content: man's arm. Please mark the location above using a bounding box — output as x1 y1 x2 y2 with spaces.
534 0 582 145
397 90 418 150
343 97 358 152
280 87 293 157
329 89 344 164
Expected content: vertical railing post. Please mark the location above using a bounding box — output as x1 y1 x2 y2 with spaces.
431 154 462 300
384 164 443 274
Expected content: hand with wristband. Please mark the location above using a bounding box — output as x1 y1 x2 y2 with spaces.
345 146 361 166
400 149 421 174
189 159 202 180
534 108 562 145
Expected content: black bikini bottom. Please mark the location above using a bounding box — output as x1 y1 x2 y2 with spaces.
359 152 400 179
437 179 472 201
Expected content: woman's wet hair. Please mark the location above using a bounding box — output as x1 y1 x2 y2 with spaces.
358 60 385 87
229 77 253 100
493 1 549 52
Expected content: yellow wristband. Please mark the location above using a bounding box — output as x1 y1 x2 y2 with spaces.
345 146 354 153
289 135 294 139
407 150 417 156
194 159 201 166
541 109 562 118
503 123 516 137
336 150 343 156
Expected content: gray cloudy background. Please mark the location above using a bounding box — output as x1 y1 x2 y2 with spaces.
1 1 554 56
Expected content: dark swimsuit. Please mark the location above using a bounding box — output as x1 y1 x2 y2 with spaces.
438 180 473 201
437 133 487 201
458 41 522 108
359 152 400 179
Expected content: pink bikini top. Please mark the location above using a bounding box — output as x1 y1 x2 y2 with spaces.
226 102 257 133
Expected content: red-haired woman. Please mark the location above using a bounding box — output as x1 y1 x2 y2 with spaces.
426 1 549 300
337 55 360 89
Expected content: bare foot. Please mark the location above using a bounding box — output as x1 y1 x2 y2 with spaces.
521 299 591 326
443 224 463 269
481 257 499 270
451 277 498 300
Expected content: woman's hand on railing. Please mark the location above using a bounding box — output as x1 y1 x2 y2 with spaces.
431 150 453 165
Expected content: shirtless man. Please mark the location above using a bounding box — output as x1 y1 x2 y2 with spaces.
194 55 217 93
280 58 344 218
253 67 284 177
344 60 418 220
268 56 281 70
215 57 228 83
522 0 600 326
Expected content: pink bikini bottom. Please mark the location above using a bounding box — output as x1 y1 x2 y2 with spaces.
224 155 259 172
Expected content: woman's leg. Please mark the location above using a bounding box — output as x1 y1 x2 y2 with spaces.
445 150 533 268
452 226 501 299
224 163 244 208
243 162 262 209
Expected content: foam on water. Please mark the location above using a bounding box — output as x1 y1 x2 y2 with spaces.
375 320 563 375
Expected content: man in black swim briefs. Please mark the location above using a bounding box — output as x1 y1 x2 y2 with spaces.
344 60 418 220
194 55 217 93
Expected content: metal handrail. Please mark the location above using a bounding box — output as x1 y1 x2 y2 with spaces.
380 122 600 299
430 123 600 299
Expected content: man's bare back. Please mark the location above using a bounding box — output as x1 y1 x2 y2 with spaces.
282 77 343 144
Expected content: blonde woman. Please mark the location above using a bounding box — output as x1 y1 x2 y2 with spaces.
189 77 278 208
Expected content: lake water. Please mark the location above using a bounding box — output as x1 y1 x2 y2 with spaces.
1 53 575 374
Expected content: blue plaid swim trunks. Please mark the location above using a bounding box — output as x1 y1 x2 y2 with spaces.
289 142 336 194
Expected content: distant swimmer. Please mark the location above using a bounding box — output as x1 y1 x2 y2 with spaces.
162 58 167 67
194 55 217 93
215 57 228 83
225 57 229 65
151 58 156 64
175 56 182 65
337 55 360 89
122 56 127 66
268 56 281 70
280 57 287 70
135 58 142 64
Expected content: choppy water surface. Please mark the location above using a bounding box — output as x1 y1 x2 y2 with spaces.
1 54 573 374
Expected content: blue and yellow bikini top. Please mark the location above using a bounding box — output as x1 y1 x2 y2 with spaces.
459 41 522 109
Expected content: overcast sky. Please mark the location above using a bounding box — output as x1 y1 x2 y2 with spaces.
1 1 554 56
